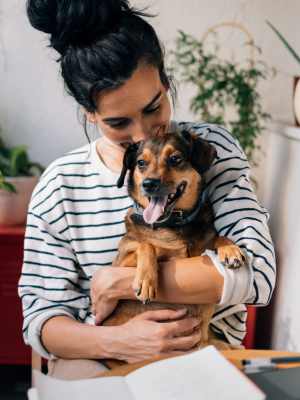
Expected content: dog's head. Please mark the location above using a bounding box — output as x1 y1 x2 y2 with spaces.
117 130 217 225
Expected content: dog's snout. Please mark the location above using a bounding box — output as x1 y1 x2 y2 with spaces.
142 178 161 193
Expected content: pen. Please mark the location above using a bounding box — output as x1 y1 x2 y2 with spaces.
242 356 300 366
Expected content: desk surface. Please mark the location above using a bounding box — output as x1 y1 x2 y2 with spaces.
99 350 300 377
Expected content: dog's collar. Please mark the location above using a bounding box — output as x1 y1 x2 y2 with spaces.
131 191 206 229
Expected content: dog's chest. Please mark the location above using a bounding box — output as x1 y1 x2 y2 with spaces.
127 222 215 260
125 199 216 258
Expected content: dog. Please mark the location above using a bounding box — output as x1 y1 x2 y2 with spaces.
101 129 245 367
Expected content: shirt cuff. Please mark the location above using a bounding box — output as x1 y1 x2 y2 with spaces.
202 249 254 306
27 309 76 360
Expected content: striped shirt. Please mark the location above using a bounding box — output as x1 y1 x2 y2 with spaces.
18 122 276 358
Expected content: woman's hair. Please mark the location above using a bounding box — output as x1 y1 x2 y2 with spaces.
26 0 176 116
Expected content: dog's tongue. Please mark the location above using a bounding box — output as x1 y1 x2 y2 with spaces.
143 196 168 224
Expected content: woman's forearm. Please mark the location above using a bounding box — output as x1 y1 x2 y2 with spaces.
113 255 224 304
41 311 202 363
41 315 119 359
159 255 224 304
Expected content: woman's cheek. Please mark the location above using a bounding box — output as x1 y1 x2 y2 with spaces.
160 97 171 123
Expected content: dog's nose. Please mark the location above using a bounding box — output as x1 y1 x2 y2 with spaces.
142 178 161 193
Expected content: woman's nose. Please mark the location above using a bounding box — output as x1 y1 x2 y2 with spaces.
131 123 151 143
132 132 149 142
131 122 165 143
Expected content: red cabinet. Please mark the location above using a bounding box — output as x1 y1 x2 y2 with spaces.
0 225 31 365
244 306 257 349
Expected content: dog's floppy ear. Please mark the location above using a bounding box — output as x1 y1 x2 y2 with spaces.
117 142 140 188
181 130 217 174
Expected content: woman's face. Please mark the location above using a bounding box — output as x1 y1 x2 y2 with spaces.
89 64 172 146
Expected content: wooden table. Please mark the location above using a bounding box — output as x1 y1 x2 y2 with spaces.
98 350 300 377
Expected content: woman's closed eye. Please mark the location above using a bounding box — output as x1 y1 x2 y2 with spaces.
143 104 161 114
108 119 130 129
105 104 161 130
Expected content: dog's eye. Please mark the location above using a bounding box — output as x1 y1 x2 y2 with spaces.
137 159 147 168
168 155 183 166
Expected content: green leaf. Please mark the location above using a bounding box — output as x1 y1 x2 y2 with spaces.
0 181 16 193
28 162 44 176
0 148 11 173
10 146 29 176
266 20 300 66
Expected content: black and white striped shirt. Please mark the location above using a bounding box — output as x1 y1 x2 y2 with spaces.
18 122 276 358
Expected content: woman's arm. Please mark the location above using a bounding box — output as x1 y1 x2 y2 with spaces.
156 255 224 304
41 310 202 363
91 255 227 324
18 211 91 360
202 125 276 306
41 316 114 359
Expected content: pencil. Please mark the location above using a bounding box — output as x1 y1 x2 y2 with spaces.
242 356 300 366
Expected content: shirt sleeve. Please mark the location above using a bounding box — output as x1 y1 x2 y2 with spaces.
202 125 276 307
18 211 90 359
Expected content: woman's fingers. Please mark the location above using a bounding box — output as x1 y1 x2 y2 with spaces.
94 298 119 325
163 331 202 352
136 308 201 339
165 317 201 337
119 312 202 363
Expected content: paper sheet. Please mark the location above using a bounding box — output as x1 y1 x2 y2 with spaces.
125 346 265 400
31 370 134 400
29 347 265 400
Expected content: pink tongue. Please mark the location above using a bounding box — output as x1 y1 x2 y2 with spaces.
143 197 168 224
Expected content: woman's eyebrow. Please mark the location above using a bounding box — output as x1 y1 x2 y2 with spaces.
102 91 162 124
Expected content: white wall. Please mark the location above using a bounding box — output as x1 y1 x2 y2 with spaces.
0 0 84 167
261 124 300 351
1 0 300 168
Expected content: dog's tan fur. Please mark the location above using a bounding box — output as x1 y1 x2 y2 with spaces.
102 130 244 368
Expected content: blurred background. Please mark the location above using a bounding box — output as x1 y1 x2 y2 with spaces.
1 0 300 398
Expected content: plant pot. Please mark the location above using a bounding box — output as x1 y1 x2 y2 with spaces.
293 76 300 127
0 176 39 226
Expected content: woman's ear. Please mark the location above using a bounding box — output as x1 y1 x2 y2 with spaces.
85 110 97 124
117 142 140 188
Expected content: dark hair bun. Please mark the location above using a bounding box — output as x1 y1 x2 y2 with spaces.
26 0 132 54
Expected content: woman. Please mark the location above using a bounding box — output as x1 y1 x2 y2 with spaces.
18 0 276 379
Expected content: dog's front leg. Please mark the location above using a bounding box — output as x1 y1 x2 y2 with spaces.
133 242 158 304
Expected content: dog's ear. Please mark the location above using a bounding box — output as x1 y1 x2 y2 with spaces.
181 130 217 174
117 142 140 188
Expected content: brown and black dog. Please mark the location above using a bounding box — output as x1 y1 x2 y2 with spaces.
102 129 245 366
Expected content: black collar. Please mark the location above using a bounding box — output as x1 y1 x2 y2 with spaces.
131 192 206 229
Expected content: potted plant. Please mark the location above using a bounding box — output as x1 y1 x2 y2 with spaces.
168 24 272 165
0 134 44 225
267 21 300 126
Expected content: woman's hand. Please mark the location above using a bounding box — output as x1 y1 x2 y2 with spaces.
110 308 202 363
91 267 135 324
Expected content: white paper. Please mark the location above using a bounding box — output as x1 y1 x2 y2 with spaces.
125 346 265 400
27 388 39 400
30 346 265 400
31 370 134 400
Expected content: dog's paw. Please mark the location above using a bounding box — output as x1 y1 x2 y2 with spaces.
132 269 158 304
217 245 245 269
